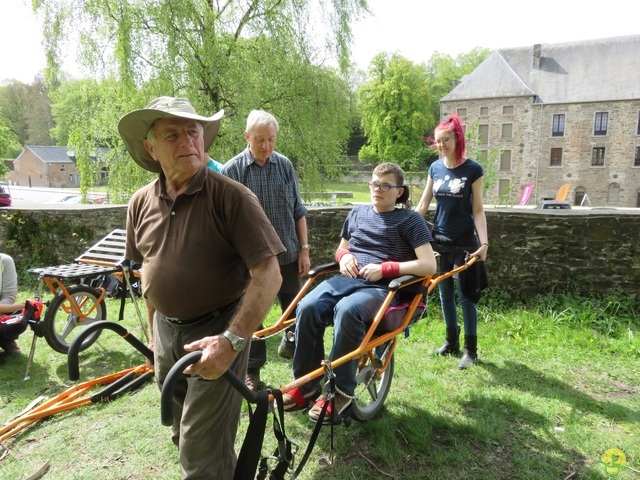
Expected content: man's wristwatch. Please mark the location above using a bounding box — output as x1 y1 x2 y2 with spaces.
222 330 246 351
300 244 311 249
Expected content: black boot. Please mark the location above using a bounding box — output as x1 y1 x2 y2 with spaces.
458 335 478 369
432 327 460 356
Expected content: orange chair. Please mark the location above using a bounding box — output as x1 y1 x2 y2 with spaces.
555 183 570 201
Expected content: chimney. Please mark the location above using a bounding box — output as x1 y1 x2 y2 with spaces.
533 44 541 69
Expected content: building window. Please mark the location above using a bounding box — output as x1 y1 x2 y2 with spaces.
502 105 514 114
637 111 640 135
594 112 608 136
456 107 467 117
635 147 640 167
637 191 640 208
552 114 565 137
501 123 513 139
500 150 512 170
480 106 488 115
478 124 489 145
591 147 605 166
498 179 510 197
550 148 563 166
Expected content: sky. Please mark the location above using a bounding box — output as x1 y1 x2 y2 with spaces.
2 0 639 84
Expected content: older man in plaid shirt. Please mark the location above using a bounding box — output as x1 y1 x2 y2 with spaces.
223 110 310 391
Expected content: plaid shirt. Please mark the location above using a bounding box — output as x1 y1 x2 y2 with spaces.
223 148 307 265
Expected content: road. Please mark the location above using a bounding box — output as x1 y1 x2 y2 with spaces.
2 186 113 208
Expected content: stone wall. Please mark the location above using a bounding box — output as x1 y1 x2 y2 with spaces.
1 205 638 297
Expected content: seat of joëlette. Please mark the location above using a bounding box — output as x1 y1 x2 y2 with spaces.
28 229 139 281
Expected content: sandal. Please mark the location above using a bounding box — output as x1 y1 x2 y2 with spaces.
281 387 320 412
308 393 352 424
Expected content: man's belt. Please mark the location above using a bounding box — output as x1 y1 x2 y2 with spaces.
163 311 217 326
162 298 240 326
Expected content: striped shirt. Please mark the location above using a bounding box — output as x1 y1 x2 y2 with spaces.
341 204 432 267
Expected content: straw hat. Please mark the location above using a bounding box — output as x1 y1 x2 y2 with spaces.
118 96 224 173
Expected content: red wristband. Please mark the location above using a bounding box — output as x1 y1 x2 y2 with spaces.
381 262 400 278
335 248 351 262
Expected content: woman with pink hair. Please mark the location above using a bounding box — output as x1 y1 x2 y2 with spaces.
415 114 488 369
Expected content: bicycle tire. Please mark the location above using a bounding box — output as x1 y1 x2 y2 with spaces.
351 340 394 421
42 284 107 354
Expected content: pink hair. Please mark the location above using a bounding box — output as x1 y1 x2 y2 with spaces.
433 114 466 165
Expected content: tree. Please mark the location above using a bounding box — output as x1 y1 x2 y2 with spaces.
425 48 490 121
50 78 154 199
0 79 53 147
357 53 433 171
0 122 22 161
35 0 370 194
24 77 55 145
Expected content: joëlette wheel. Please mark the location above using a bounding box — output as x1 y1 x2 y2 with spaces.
42 284 107 354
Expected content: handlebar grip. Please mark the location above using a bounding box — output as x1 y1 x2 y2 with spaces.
160 351 200 426
68 321 153 381
160 351 258 427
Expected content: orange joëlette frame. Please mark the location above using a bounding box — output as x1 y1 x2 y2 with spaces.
42 277 107 320
0 365 153 444
253 255 478 400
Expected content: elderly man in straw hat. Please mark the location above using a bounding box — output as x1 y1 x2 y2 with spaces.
119 97 285 479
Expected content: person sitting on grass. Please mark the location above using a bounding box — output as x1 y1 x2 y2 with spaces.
0 253 26 354
283 162 437 423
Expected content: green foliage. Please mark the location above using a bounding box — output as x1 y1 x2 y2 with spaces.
50 79 154 196
356 49 490 173
534 291 639 339
425 48 491 116
0 78 54 147
357 53 433 170
0 121 22 161
1 212 94 282
36 0 368 194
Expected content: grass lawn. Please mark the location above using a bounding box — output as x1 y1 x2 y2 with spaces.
0 290 638 479
307 181 426 206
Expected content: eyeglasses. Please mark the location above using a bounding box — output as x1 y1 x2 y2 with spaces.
435 136 455 146
368 183 402 192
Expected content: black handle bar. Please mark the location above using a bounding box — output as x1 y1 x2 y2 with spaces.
68 321 154 381
160 351 257 426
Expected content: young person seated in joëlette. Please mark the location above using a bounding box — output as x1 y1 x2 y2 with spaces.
284 163 437 423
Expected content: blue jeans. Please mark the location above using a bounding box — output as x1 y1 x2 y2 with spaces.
293 276 390 396
437 275 478 336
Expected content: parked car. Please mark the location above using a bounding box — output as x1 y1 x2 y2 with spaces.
538 200 571 210
58 194 107 205
0 183 11 207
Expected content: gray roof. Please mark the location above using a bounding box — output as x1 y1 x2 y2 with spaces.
27 146 73 164
25 146 109 164
443 34 640 104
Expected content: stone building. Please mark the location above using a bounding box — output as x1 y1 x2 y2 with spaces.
441 34 640 207
8 146 109 188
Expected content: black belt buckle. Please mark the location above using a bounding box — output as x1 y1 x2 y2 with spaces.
165 310 216 326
